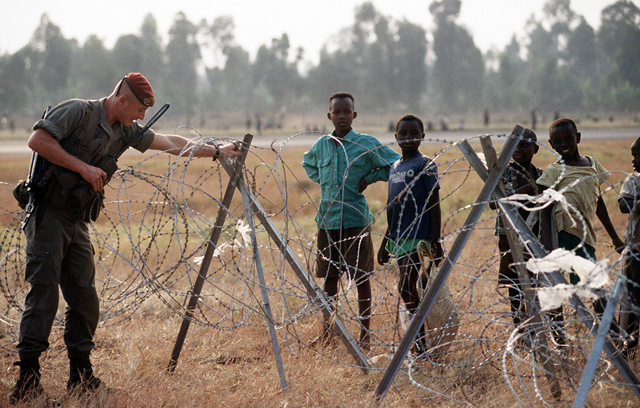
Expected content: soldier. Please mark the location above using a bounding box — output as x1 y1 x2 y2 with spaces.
10 73 241 403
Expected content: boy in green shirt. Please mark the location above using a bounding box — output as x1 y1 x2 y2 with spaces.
302 92 400 349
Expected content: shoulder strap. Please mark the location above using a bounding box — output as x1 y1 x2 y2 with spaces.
76 100 103 158
58 99 102 159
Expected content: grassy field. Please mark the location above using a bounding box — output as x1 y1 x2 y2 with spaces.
0 135 639 407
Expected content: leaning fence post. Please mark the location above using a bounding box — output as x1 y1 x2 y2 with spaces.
479 135 562 400
237 166 288 392
573 276 625 407
167 133 253 372
374 129 522 402
218 154 371 372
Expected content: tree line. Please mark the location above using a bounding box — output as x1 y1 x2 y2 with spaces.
0 0 639 119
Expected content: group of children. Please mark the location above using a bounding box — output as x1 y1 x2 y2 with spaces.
303 91 640 356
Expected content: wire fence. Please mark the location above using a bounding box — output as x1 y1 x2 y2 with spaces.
0 130 637 406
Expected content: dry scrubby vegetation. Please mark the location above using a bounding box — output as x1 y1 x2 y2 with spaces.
0 136 639 407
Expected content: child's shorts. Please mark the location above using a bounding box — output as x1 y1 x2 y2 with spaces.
386 237 431 258
315 226 374 280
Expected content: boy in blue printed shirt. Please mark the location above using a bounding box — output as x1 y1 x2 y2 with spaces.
302 92 401 348
378 114 442 354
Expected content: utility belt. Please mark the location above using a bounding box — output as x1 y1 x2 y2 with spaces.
40 155 118 222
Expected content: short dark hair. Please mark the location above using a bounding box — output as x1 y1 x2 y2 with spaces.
522 128 537 142
396 114 424 133
632 136 640 150
549 118 577 134
329 92 355 106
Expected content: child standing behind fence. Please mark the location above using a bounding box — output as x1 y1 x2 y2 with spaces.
537 118 624 346
492 128 542 331
302 92 401 349
618 136 640 354
377 114 442 354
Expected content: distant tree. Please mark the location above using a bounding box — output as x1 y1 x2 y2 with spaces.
599 0 640 88
525 0 599 110
526 20 555 62
499 37 524 90
4 1 640 116
352 2 378 60
307 2 427 111
543 0 576 43
306 47 360 108
165 12 201 114
201 15 246 111
394 21 428 112
565 17 598 81
30 14 73 105
364 15 394 108
533 0 578 67
139 14 165 93
430 0 484 112
485 36 528 110
0 49 31 112
112 34 144 75
205 45 252 111
525 18 556 108
201 15 236 68
252 34 301 112
78 35 115 97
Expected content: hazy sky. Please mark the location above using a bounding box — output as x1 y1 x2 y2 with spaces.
0 0 619 65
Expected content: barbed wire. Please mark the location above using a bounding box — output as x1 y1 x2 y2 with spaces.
0 130 636 406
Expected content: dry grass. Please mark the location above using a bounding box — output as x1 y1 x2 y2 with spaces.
0 136 639 407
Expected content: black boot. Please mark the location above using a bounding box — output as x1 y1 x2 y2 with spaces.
67 356 103 394
9 358 44 403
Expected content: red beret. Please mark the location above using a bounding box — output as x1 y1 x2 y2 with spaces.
125 72 154 107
